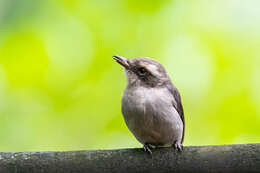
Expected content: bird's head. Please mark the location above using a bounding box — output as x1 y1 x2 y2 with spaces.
113 55 171 88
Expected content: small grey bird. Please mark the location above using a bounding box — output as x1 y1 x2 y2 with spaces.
113 55 185 154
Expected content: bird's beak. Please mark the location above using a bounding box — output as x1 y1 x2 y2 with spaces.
113 55 129 69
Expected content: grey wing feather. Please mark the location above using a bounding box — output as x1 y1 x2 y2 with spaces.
166 82 185 144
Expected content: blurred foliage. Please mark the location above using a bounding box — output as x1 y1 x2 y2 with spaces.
0 0 260 152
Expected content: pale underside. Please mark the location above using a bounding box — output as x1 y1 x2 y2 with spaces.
122 86 183 146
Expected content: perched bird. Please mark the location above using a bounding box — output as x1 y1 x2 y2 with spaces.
113 55 185 154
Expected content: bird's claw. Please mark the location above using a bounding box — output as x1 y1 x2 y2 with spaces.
143 143 153 155
173 141 183 152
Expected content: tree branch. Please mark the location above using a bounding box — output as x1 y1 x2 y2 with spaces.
0 143 259 173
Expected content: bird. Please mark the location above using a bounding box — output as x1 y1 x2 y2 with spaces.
113 55 185 154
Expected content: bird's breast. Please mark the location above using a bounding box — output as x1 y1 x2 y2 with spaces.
121 87 183 145
122 87 173 115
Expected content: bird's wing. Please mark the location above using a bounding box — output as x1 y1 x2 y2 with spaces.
166 82 185 144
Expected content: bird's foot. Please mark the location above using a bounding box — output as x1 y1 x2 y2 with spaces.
173 141 183 152
143 143 153 155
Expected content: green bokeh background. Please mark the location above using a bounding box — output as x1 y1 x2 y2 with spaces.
0 0 260 152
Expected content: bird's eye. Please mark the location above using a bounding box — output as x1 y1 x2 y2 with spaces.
138 67 147 75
